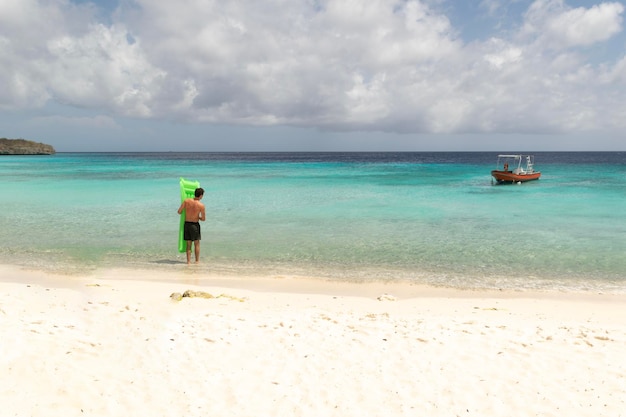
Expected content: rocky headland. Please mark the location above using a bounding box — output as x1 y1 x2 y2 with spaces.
0 138 56 155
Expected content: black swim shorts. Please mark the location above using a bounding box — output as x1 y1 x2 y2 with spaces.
183 222 201 241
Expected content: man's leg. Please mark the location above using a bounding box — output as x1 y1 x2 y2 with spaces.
186 241 192 264
194 240 200 263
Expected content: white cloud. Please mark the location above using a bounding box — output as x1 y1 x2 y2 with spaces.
552 2 624 46
522 0 624 47
484 43 523 69
126 0 463 128
46 23 165 117
0 0 164 116
1 0 626 137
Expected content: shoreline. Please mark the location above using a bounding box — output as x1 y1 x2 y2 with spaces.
2 263 626 300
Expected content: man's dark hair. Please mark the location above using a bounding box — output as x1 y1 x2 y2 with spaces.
195 188 204 198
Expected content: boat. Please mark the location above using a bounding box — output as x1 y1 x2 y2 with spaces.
491 154 541 184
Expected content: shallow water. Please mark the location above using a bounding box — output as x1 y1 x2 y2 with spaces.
1 152 624 291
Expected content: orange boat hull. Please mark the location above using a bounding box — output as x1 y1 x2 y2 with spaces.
491 170 541 183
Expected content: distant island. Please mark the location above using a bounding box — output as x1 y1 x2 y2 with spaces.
0 138 56 155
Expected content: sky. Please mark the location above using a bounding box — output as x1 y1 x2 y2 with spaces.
1 0 626 151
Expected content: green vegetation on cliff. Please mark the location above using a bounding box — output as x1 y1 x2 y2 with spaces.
0 138 56 155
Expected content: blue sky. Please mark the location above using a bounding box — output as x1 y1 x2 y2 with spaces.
1 0 625 151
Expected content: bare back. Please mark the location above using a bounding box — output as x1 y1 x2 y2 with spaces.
178 198 205 222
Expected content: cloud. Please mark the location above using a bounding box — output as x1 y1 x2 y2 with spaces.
1 0 626 137
32 113 120 129
479 0 504 17
46 23 165 117
522 0 624 47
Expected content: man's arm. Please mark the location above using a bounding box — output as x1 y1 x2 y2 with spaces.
177 199 186 215
199 203 206 221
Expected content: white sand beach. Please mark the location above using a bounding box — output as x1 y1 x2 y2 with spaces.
1 264 625 417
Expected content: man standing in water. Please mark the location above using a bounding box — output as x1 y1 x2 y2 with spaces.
177 188 206 264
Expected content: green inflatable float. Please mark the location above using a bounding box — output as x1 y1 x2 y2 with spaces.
178 177 201 253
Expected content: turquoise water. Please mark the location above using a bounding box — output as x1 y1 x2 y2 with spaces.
0 152 624 291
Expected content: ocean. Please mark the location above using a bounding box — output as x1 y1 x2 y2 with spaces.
1 152 624 292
